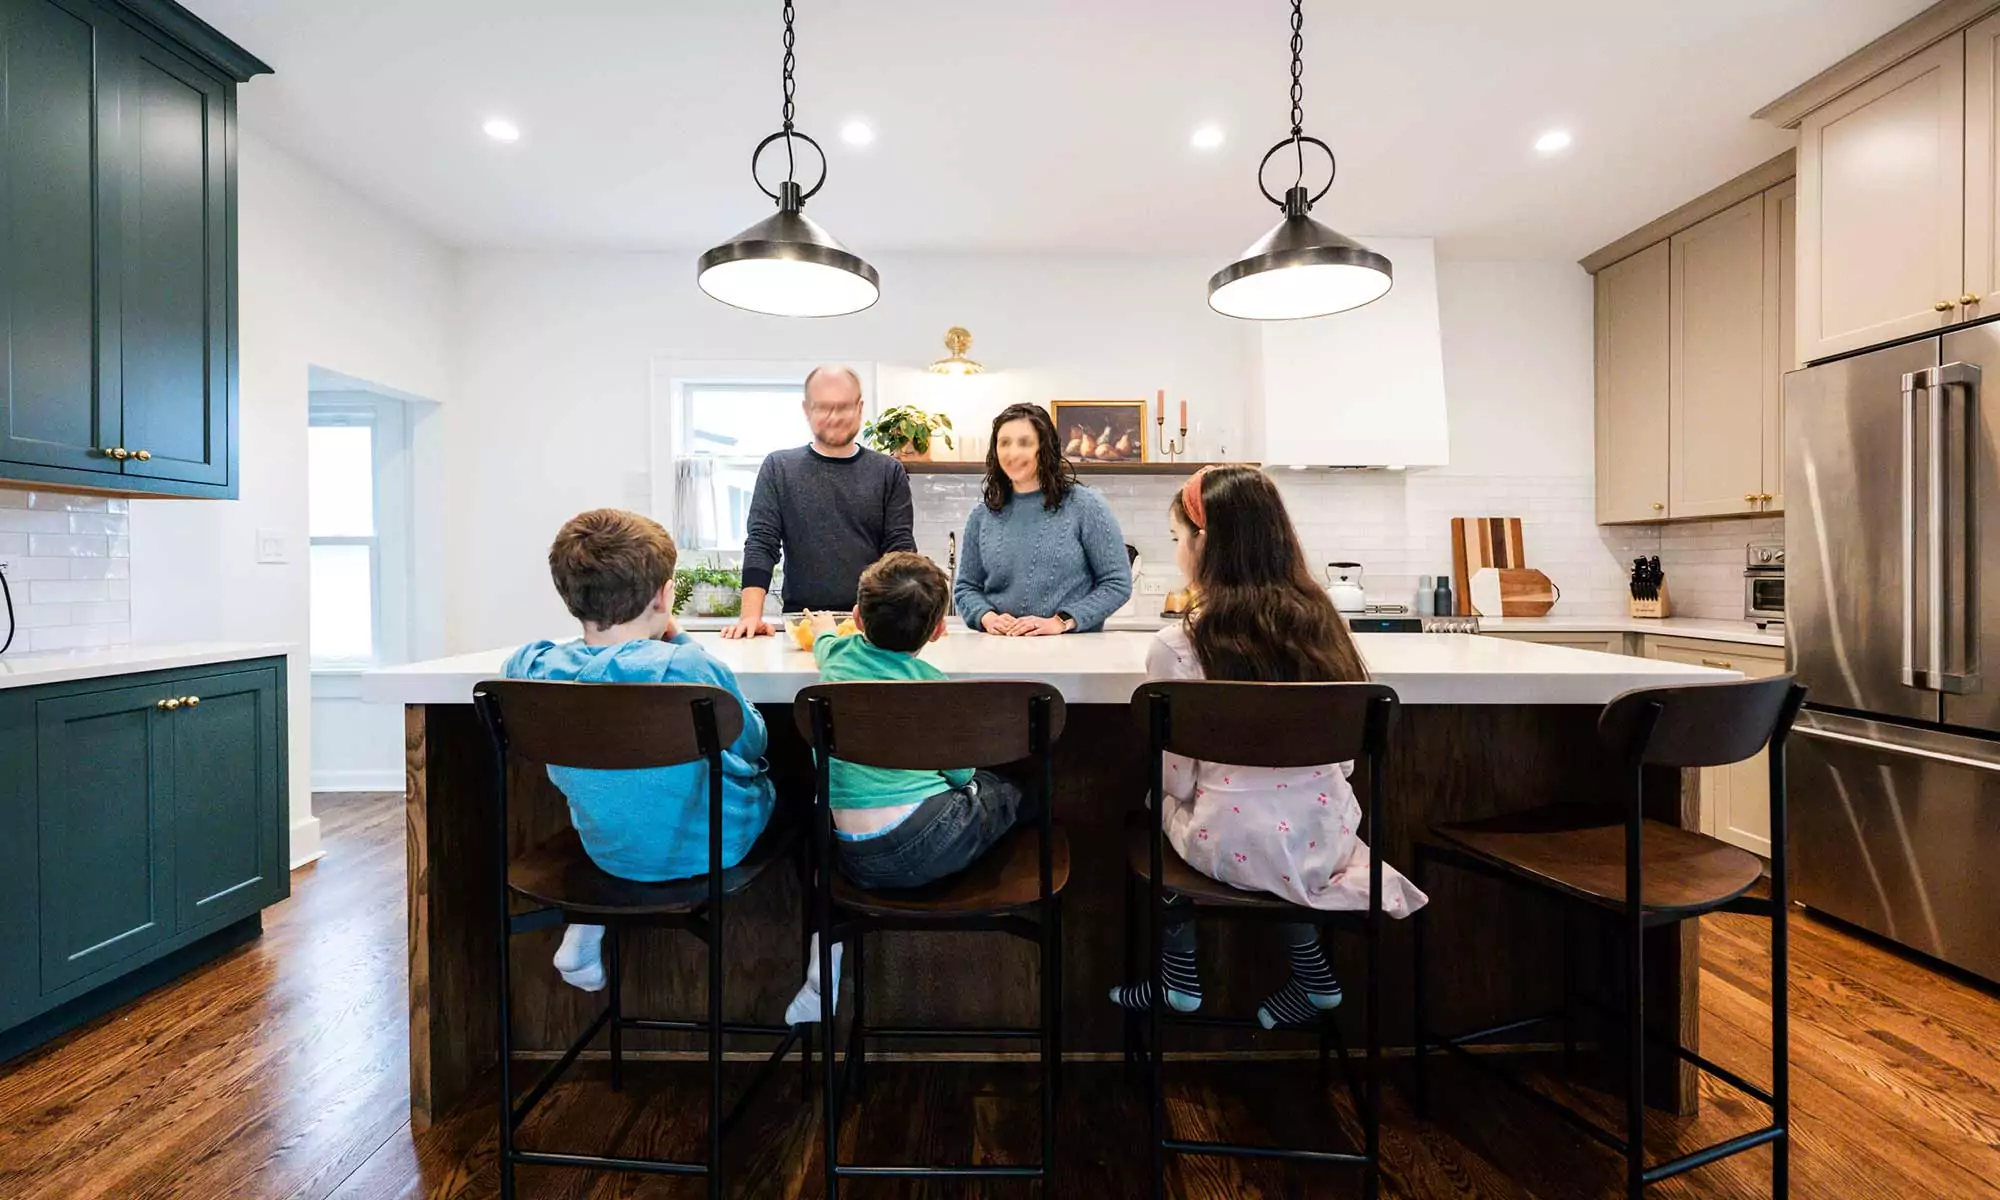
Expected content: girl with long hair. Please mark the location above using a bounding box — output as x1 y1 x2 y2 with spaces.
1110 465 1427 1028
953 403 1132 635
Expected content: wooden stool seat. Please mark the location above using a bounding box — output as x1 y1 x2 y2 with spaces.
509 811 802 917
1122 812 1289 910
1428 802 1764 917
831 824 1071 917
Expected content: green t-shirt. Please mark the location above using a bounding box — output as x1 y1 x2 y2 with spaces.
814 631 975 810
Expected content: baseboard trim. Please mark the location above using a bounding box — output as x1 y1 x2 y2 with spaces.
310 769 403 793
289 815 324 869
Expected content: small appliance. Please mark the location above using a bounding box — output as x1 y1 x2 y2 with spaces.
1326 562 1367 613
1743 538 1784 628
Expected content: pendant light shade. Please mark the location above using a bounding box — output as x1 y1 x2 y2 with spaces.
698 2 879 317
1209 1 1390 321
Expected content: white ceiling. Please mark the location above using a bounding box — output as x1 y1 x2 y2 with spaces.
181 0 1931 260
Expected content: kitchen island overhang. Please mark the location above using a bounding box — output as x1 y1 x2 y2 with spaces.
367 631 1740 1128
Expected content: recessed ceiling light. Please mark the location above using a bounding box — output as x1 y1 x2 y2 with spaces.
1534 129 1572 154
482 117 522 144
1190 123 1225 150
840 120 875 147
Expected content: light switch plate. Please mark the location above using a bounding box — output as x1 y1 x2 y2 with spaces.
255 529 289 564
1139 576 1168 596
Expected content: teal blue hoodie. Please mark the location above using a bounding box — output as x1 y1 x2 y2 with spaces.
504 633 775 882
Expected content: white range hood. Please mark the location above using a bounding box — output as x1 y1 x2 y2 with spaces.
1246 236 1450 468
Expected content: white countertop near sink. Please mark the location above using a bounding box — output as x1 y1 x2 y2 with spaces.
363 629 1737 708
0 642 295 691
1475 615 1785 648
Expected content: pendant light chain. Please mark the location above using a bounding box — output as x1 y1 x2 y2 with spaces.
1288 0 1306 190
781 0 798 184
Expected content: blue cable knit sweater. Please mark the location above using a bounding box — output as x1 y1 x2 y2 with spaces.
953 485 1133 632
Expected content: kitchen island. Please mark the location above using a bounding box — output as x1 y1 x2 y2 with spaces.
364 631 1737 1127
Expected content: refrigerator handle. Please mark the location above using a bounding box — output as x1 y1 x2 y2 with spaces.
1902 368 1924 689
1795 724 2000 771
1934 361 1982 694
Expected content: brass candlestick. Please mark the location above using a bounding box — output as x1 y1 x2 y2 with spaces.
1155 413 1187 461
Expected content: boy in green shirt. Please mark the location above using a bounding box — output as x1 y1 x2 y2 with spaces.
808 551 1029 890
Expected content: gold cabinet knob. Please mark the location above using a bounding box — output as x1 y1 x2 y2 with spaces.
1760 492 1774 503
158 698 181 711
1651 501 1665 511
133 450 151 462
1964 294 1982 306
106 446 130 461
1745 493 1760 504
1937 300 1957 312
183 696 200 708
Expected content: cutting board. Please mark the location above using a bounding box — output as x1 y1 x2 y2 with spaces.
1450 517 1526 616
1468 567 1559 617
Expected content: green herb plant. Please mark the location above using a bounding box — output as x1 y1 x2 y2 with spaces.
862 406 955 457
673 559 743 617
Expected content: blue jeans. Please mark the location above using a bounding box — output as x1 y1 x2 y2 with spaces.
836 771 1031 890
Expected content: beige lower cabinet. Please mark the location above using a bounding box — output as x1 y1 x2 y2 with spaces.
1484 631 1632 655
1643 636 1788 856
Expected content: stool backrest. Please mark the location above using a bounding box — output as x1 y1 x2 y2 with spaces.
474 679 744 769
1597 676 1805 769
791 680 1067 769
1129 680 1399 768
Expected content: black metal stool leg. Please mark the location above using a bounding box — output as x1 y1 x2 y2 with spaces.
1041 894 1058 1181
818 921 840 1200
1774 887 1791 1197
708 911 725 1200
1366 900 1382 1200
1625 908 1645 1200
1412 845 1430 1120
1562 902 1577 1077
846 929 868 1100
1052 896 1067 1102
607 924 624 1093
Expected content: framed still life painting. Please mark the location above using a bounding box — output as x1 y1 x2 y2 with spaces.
1051 399 1148 464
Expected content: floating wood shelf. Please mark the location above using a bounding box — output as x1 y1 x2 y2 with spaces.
900 460 1244 476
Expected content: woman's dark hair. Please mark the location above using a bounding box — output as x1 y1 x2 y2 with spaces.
1172 465 1368 684
982 403 1076 512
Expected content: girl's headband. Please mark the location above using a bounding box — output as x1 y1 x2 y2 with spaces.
1180 466 1212 531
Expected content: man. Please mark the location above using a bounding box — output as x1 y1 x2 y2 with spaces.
723 365 917 638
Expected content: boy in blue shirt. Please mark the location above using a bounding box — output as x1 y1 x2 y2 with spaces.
506 509 775 991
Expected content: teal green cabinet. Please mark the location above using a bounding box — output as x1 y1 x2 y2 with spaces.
36 681 175 992
0 655 287 1058
0 0 265 498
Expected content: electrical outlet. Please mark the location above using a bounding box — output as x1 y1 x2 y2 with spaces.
255 529 289 565
1139 575 1168 596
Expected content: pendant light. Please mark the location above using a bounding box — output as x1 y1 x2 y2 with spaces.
698 1 880 317
1208 0 1391 321
926 327 985 376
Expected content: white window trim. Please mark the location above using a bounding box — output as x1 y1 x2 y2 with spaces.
648 357 877 557
309 393 413 672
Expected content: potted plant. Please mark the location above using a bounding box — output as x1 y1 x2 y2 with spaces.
863 405 954 462
674 560 743 618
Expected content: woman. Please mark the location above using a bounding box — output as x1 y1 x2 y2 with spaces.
954 403 1132 635
1108 465 1426 1028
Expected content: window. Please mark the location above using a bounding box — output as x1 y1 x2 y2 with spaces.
309 396 411 668
673 382 810 552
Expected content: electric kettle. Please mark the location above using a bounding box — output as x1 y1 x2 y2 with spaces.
1326 562 1366 613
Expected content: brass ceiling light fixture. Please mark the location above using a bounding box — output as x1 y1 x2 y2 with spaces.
1208 0 1392 320
927 327 985 376
697 1 880 317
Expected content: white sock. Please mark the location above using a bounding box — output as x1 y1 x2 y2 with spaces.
553 923 606 992
785 933 844 1025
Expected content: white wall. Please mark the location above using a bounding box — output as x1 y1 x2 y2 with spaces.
1435 261 1597 477
129 132 456 864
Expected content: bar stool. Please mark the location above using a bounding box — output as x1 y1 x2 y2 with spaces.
1125 679 1400 1200
794 680 1067 1197
474 680 810 1200
1412 676 1806 1199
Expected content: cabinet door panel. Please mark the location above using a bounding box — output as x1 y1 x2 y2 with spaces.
1645 640 1784 856
36 682 172 992
1963 12 2000 323
1765 179 1796 512
111 32 227 486
1798 36 1965 362
1670 194 1768 518
1595 241 1671 523
172 668 281 928
0 0 118 473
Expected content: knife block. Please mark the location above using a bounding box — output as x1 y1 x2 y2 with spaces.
1629 582 1672 619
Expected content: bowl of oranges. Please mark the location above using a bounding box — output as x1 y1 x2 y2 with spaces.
786 611 857 651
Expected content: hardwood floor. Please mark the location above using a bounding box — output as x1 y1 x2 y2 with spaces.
1 789 1996 1198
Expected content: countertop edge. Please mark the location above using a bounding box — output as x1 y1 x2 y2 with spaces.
0 643 297 691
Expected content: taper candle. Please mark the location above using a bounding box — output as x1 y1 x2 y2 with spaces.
1178 397 1187 427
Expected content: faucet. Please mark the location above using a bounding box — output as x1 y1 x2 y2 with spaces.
946 531 958 616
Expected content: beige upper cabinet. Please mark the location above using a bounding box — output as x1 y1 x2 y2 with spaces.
1965 13 2000 317
1670 193 1769 518
1797 36 1966 362
1765 178 1796 512
1595 241 1671 523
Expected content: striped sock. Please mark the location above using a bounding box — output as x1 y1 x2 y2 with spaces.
1108 946 1202 1013
1257 937 1343 1029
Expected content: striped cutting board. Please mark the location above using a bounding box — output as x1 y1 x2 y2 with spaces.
1450 517 1526 616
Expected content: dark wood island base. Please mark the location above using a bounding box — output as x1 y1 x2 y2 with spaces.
405 700 1698 1129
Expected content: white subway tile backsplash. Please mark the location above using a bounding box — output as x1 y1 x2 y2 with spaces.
0 488 132 651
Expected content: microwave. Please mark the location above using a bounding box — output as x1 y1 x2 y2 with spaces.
1744 539 1783 627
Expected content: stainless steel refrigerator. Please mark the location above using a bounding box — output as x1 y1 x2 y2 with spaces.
1787 322 2000 982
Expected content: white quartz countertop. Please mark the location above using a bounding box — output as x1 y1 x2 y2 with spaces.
1475 615 1785 648
362 629 1738 708
0 642 294 691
